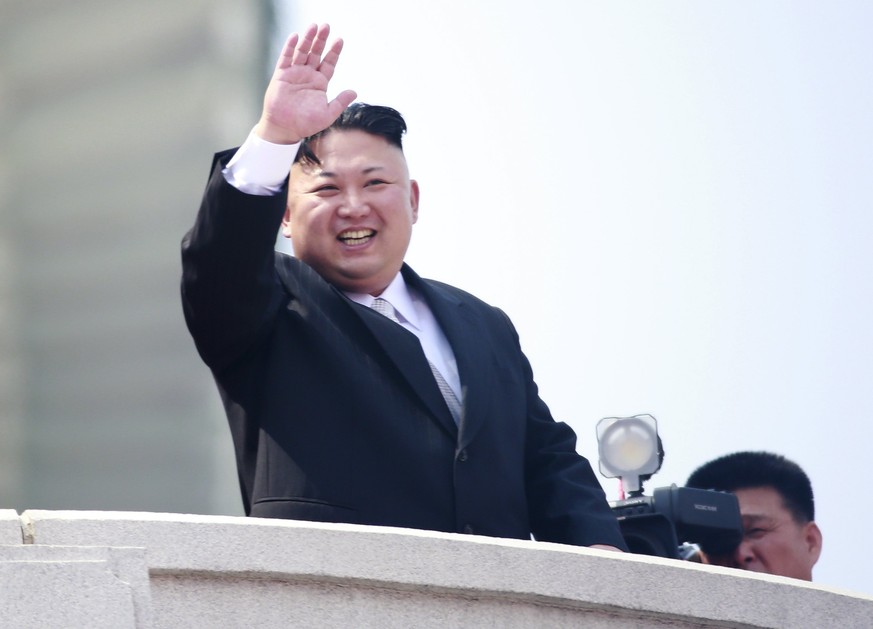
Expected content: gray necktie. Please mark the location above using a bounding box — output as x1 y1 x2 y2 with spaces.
370 297 462 424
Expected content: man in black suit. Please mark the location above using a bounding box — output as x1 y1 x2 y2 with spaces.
181 23 626 551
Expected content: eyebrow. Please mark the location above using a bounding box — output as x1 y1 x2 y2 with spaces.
316 166 385 178
741 514 774 527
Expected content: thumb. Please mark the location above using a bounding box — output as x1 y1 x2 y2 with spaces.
326 90 358 120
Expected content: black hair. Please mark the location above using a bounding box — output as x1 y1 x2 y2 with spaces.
686 451 815 523
295 103 407 166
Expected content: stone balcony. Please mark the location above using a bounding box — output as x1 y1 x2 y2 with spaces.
1 509 870 628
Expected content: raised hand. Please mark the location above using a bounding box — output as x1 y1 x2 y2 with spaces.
254 23 357 145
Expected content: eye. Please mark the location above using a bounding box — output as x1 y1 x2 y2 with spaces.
312 184 339 195
365 179 387 187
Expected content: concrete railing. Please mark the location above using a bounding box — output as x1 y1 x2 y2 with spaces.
1 509 870 628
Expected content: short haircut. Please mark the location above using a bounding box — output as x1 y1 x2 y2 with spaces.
686 451 815 523
295 103 407 166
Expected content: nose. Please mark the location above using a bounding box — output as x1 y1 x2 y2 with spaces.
338 191 370 218
733 540 755 568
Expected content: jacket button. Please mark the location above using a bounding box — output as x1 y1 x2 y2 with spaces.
463 524 474 535
457 449 468 462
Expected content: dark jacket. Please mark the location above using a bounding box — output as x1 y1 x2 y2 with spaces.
180 150 626 548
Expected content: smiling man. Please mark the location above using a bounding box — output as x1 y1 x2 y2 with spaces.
180 24 626 551
686 451 822 581
282 121 419 296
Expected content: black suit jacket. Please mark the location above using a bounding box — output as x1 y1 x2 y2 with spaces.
180 150 626 548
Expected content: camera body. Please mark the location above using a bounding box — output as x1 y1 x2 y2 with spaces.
611 484 743 559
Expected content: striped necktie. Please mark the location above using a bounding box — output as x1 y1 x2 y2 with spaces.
370 297 462 424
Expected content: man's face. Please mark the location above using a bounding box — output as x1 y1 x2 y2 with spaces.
283 129 419 296
707 486 822 581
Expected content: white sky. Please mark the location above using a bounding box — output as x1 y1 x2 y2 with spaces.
280 0 873 595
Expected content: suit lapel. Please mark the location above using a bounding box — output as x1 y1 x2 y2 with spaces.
352 296 459 438
275 257 457 437
406 268 496 447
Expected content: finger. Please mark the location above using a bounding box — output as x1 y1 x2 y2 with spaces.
317 38 345 81
291 23 318 65
307 23 331 66
274 33 300 71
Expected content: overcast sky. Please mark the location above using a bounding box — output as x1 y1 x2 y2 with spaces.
278 0 873 595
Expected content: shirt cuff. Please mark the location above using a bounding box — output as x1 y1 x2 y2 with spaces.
223 128 301 196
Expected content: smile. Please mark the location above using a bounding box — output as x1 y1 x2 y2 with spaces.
338 229 376 246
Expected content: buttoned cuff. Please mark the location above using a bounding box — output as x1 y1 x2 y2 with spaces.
223 128 301 195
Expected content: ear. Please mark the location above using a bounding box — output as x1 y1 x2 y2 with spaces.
804 521 823 566
410 179 420 224
281 205 293 239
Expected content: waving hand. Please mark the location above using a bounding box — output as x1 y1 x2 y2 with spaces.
254 23 357 145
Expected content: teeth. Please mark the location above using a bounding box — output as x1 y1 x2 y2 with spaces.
340 229 373 239
339 229 375 244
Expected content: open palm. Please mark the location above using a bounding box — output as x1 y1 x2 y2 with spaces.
256 24 357 144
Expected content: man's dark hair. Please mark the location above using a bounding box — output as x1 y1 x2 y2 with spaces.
686 451 815 524
295 103 407 166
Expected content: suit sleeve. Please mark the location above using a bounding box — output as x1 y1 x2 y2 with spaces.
180 150 288 373
507 314 628 549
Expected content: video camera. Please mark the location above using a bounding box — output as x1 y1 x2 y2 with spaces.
597 414 743 560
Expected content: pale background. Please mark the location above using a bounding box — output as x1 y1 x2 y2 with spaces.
278 0 872 595
2 0 867 600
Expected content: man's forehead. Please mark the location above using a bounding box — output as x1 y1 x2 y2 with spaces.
310 128 399 153
735 487 793 520
294 155 407 186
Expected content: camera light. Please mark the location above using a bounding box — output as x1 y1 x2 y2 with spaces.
597 414 663 496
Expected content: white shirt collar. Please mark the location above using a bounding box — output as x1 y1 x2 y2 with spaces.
344 273 422 331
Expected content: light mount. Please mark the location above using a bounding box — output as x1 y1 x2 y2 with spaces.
596 413 664 497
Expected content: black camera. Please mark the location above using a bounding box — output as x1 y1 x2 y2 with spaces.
610 484 742 560
597 414 743 560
